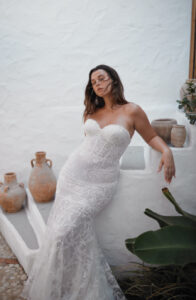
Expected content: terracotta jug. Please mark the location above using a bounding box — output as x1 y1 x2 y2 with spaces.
151 119 177 144
28 151 56 202
0 172 26 213
171 125 186 147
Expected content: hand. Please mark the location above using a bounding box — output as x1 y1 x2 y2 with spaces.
158 149 176 183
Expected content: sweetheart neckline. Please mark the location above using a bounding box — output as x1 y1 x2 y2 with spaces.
84 118 132 140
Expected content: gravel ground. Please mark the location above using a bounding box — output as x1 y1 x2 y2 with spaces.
0 231 27 300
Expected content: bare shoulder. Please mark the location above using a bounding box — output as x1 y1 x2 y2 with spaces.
124 102 145 117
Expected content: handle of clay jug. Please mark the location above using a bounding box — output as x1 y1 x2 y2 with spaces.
19 182 24 188
4 186 9 192
0 182 3 186
31 159 36 168
46 159 52 168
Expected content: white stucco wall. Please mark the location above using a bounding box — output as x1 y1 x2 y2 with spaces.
0 0 192 178
0 0 194 265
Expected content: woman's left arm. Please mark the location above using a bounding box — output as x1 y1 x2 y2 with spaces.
131 104 176 183
148 136 176 183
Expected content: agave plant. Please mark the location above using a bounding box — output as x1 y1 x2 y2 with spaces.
125 188 196 265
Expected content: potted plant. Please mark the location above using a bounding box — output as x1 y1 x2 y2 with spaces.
177 79 196 124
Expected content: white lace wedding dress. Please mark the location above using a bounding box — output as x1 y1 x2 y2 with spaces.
21 118 131 300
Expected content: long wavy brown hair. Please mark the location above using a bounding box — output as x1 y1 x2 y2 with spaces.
83 65 128 120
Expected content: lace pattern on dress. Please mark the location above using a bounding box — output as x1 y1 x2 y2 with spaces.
21 119 130 300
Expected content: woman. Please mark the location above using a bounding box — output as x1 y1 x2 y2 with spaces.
21 65 175 300
84 65 175 183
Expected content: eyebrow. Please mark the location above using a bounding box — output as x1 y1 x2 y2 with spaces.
91 75 105 81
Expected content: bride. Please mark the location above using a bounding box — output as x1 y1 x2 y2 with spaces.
21 64 175 300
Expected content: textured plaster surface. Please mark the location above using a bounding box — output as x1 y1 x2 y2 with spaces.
0 0 191 180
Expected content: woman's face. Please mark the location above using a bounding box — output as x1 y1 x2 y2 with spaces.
91 69 113 98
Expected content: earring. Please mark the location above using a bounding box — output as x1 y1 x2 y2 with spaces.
95 97 99 106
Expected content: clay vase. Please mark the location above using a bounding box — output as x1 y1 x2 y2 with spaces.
0 172 26 213
171 125 186 147
28 151 56 202
151 118 177 144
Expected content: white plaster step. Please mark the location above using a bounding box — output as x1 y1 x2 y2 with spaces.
0 188 51 275
0 206 38 250
0 206 38 274
33 197 54 224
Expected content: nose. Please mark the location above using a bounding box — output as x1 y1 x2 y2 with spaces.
95 80 101 87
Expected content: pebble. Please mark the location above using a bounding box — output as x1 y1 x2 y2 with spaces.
20 274 27 281
0 232 27 300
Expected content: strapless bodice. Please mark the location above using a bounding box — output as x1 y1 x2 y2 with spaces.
59 118 131 185
84 118 131 143
82 118 131 164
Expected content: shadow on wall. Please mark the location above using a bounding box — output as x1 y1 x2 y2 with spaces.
120 146 145 170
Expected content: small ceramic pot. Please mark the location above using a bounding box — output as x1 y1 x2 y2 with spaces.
171 125 186 147
151 119 177 144
0 172 26 213
28 151 56 202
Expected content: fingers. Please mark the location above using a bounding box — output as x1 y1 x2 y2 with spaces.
158 151 176 183
158 161 175 183
157 160 163 173
164 165 176 183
